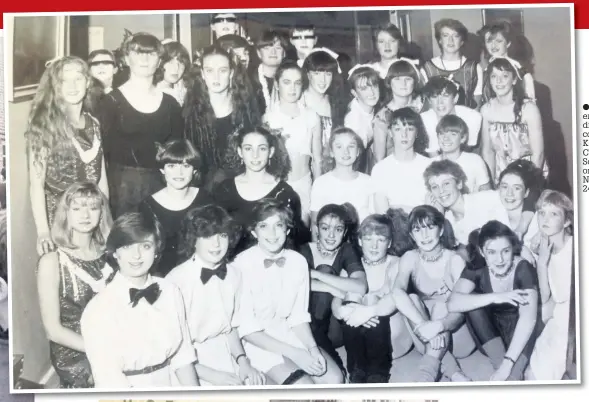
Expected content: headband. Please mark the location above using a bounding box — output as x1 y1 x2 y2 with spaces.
389 57 422 79
347 63 376 79
304 47 342 73
486 56 523 80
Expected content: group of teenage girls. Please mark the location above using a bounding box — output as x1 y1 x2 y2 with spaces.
23 11 574 390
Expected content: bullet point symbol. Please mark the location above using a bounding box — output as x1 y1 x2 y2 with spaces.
584 104 589 110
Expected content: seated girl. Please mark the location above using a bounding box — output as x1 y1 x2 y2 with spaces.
392 205 475 382
310 127 374 227
234 199 344 385
332 210 414 383
525 190 574 381
81 212 199 388
299 204 368 375
166 205 266 386
448 220 541 381
138 140 213 277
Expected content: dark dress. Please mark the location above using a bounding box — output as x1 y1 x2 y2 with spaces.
423 58 479 109
461 259 542 365
42 113 103 226
138 189 214 277
213 178 309 252
97 89 184 218
50 249 110 388
299 242 365 374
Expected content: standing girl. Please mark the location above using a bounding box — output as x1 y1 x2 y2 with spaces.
344 65 381 173
423 19 483 109
234 199 344 385
526 190 574 380
26 56 109 255
373 59 426 161
301 49 347 148
98 33 184 218
214 126 307 252
81 212 199 388
155 40 191 106
481 57 546 182
263 61 323 226
477 21 535 100
448 220 540 381
138 140 214 277
392 205 475 382
372 107 431 215
310 127 373 226
184 44 261 191
37 182 113 388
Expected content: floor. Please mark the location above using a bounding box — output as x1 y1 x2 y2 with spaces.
336 344 496 383
1 343 34 402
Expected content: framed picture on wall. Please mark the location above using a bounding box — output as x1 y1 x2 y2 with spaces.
5 15 69 102
482 8 524 34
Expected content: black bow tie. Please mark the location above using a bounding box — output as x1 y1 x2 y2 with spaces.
200 264 228 284
264 257 286 268
129 283 161 307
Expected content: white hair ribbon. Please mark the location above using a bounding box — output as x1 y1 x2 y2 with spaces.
304 47 342 73
161 38 175 45
445 74 462 91
390 57 422 79
487 56 523 80
347 63 376 79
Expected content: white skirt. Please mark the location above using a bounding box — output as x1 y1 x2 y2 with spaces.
243 319 306 373
194 334 238 386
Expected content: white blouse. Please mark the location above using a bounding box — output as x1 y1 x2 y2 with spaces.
81 273 196 389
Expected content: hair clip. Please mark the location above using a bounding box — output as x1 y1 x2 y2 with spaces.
44 56 62 68
487 56 523 80
347 63 376 79
304 47 342 73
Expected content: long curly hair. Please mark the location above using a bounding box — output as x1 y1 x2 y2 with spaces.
225 125 291 181
482 57 529 123
183 44 262 174
302 50 347 128
25 56 95 167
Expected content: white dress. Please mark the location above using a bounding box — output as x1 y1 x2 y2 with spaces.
528 237 574 380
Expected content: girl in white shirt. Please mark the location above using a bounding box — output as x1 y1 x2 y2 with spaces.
344 65 382 173
81 213 199 389
310 127 374 228
235 199 344 385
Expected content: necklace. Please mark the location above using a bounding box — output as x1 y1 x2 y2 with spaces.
316 242 338 259
418 246 444 263
489 262 515 279
362 256 388 266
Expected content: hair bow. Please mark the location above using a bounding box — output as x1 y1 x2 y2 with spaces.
347 63 376 79
487 56 523 80
161 38 175 45
304 47 342 73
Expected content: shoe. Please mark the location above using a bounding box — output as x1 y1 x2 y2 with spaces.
349 369 366 383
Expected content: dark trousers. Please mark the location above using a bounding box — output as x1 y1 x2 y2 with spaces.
342 308 392 382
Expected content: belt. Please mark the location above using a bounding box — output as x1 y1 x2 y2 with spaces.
123 357 171 376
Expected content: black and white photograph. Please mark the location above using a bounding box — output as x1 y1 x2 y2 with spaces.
4 3 578 394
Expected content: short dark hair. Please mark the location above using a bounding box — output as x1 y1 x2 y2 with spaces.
155 139 202 170
178 204 242 262
106 212 164 269
436 114 469 140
